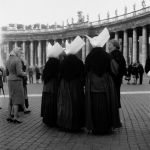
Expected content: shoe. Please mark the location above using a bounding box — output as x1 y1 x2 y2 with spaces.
6 118 14 122
24 110 31 114
11 114 14 118
13 119 22 124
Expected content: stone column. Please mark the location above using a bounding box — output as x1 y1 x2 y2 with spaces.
38 40 42 67
82 37 86 62
61 39 65 48
30 41 33 67
115 32 119 41
53 40 57 44
106 41 109 53
86 38 90 56
14 41 17 48
6 42 9 60
22 41 25 55
132 28 137 63
46 40 49 60
141 26 147 67
123 30 128 64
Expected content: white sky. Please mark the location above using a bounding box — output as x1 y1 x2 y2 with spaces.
0 0 150 27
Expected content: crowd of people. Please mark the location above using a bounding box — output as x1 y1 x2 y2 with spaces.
1 33 150 135
41 38 126 135
125 61 144 85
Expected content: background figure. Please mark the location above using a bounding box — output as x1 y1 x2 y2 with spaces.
108 39 126 128
132 62 139 84
20 53 31 113
137 61 144 84
85 47 119 135
41 57 60 127
28 66 34 84
109 39 126 107
125 63 132 84
35 65 41 83
57 54 85 132
0 68 3 109
145 56 150 84
6 47 27 124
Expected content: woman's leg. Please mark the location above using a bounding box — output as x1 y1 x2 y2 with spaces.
13 105 22 123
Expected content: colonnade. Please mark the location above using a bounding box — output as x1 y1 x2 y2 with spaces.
1 25 150 68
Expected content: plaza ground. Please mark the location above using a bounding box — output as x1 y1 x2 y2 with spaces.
0 76 150 150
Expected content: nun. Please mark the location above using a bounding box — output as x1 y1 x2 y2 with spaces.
41 43 63 127
85 28 119 134
57 36 85 132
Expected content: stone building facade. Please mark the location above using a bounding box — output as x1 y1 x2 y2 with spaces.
1 6 150 68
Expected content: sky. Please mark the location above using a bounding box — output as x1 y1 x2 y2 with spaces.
0 0 150 27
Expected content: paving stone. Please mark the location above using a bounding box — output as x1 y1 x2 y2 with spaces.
1 81 150 150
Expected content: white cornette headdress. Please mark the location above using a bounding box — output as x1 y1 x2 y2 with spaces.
47 42 64 58
65 36 85 55
86 27 110 48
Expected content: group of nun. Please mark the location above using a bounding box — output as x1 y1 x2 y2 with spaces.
41 28 126 135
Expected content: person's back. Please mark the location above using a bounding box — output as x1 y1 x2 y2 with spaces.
85 47 120 134
110 50 126 84
57 54 85 131
137 63 144 84
6 55 23 81
138 63 144 74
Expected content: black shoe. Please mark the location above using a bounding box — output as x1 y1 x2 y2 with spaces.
24 110 31 114
13 119 22 124
6 118 14 122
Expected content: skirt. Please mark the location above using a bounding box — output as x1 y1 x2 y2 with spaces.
8 80 25 106
41 92 57 127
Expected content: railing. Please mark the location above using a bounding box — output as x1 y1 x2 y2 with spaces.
1 6 150 34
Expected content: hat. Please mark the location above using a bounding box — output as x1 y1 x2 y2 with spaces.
86 27 110 48
47 42 64 58
65 36 85 54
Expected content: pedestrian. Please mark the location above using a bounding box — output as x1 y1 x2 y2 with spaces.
41 42 63 127
57 37 85 132
108 39 126 128
125 63 132 84
108 39 126 107
0 68 3 109
6 47 27 124
137 61 144 84
85 46 119 135
35 65 41 84
132 62 139 84
28 66 34 84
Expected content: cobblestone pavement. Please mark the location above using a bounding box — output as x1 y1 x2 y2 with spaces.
0 76 150 150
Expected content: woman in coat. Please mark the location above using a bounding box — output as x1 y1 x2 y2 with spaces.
108 39 126 128
6 47 27 123
85 47 119 135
